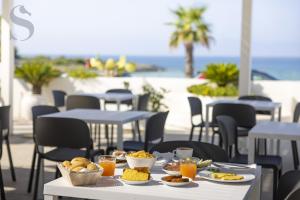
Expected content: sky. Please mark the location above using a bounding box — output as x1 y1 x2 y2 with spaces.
4 0 300 57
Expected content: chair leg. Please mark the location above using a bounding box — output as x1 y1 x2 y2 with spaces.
189 126 194 141
131 122 136 140
105 124 109 147
5 138 16 181
136 121 142 142
55 167 60 179
198 126 203 142
291 141 299 170
110 125 114 147
27 147 37 193
264 139 267 155
273 168 278 200
0 165 6 200
97 124 101 149
33 155 41 200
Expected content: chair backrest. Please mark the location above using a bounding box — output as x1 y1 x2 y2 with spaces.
212 103 256 129
293 102 300 122
216 115 239 156
277 170 300 200
238 95 272 102
188 97 202 117
150 141 228 162
32 105 60 136
52 90 67 107
0 105 10 130
137 93 150 111
66 95 100 110
105 89 133 105
144 111 169 151
35 117 91 151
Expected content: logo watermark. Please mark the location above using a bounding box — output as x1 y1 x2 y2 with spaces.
10 5 34 41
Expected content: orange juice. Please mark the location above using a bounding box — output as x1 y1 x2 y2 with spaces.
99 155 116 176
99 161 116 176
180 160 197 180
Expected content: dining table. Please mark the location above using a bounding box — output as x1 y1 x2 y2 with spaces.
248 121 300 169
79 93 136 110
41 109 153 149
44 164 261 200
204 99 282 142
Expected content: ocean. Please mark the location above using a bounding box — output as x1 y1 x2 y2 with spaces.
69 55 300 80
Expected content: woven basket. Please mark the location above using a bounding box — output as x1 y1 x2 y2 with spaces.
57 163 103 186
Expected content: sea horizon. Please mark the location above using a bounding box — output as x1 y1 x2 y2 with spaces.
21 54 300 80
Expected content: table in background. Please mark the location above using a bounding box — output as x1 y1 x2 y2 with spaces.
44 164 261 200
42 109 153 149
81 93 136 110
248 121 300 169
205 99 282 142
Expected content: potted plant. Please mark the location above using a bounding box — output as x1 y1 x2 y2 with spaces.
15 59 61 119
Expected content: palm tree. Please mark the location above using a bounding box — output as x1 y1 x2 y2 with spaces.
168 6 212 78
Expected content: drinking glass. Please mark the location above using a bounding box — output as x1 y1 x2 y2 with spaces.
99 155 116 177
180 159 197 180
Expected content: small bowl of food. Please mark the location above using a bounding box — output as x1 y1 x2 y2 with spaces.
126 151 156 170
162 162 181 176
161 175 192 187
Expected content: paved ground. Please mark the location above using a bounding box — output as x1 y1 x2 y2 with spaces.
1 121 298 200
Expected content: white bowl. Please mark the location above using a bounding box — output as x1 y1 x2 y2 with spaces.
126 155 157 169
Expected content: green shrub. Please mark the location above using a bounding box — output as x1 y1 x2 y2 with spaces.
67 67 98 79
187 63 239 97
203 63 239 87
187 83 238 97
15 60 61 94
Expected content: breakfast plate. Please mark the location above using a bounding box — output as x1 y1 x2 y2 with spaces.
120 177 153 185
161 176 192 187
199 170 255 183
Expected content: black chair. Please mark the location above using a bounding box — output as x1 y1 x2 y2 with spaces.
0 122 6 200
211 103 256 145
66 95 102 147
277 170 300 200
135 93 150 142
27 105 59 193
52 90 67 107
66 95 100 110
33 117 94 200
291 103 300 170
187 97 206 141
239 95 272 115
123 111 169 152
150 141 228 162
104 89 133 108
0 106 16 181
216 115 282 199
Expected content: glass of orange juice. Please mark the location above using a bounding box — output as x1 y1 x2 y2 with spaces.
99 155 116 177
180 159 197 180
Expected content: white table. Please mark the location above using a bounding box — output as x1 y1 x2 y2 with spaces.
44 165 261 200
41 109 152 149
205 99 282 141
248 121 300 167
81 93 136 110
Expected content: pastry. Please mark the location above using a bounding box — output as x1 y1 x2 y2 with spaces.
121 168 150 181
86 163 97 171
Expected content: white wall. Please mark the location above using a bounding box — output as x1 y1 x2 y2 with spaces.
12 77 300 130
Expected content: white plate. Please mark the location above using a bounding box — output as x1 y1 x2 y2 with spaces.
161 177 192 187
199 170 255 183
120 177 152 185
